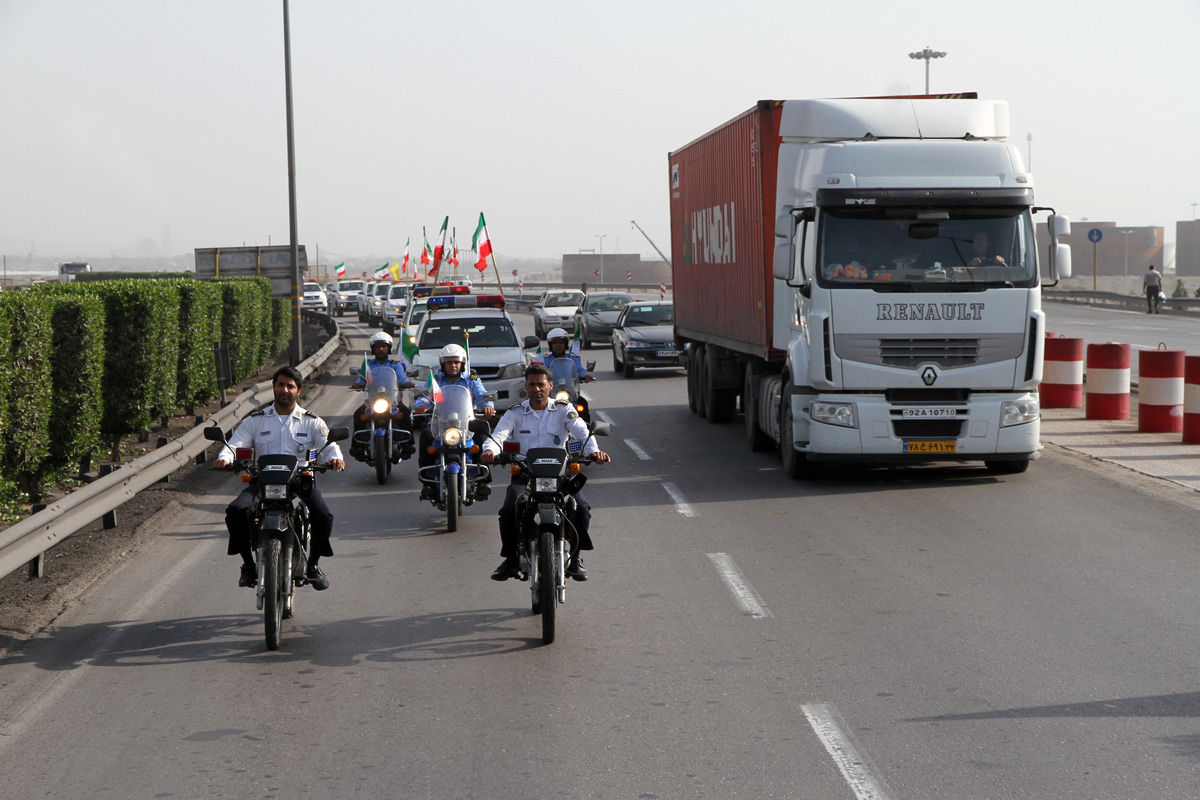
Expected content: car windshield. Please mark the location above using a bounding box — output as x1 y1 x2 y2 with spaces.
419 316 519 349
341 281 364 292
303 283 321 293
373 283 391 295
585 294 631 312
406 305 427 327
622 304 673 327
817 207 1037 289
389 285 408 299
545 292 583 306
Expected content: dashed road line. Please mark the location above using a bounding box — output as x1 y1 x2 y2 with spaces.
801 702 896 800
624 439 651 460
661 482 695 517
706 552 772 619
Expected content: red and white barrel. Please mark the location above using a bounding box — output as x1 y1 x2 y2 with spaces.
1085 343 1131 420
1041 337 1084 408
1138 346 1185 432
1183 356 1200 443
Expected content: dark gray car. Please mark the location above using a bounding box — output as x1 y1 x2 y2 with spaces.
611 301 683 377
574 292 632 348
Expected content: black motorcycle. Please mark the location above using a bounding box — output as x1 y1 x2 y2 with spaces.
416 383 492 532
497 441 598 645
205 424 348 650
351 368 413 485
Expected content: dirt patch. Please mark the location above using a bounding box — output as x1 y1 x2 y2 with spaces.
0 323 348 652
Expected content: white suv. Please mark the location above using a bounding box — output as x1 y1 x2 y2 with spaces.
382 283 410 334
301 281 328 312
411 296 539 410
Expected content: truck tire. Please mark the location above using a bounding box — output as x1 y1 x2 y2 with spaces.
694 346 708 419
686 346 699 413
704 347 737 424
744 366 774 451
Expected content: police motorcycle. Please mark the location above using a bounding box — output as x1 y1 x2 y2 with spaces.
495 432 606 645
352 367 414 485
547 357 600 431
203 424 348 651
415 383 492 533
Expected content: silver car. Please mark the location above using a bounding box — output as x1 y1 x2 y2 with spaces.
532 290 584 339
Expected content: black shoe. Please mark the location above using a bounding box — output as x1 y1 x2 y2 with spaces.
420 483 437 501
239 563 257 588
475 484 491 501
491 558 521 581
306 564 329 591
566 556 588 582
399 446 415 460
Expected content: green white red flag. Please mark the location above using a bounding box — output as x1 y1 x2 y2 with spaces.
472 212 492 272
425 370 443 404
421 228 432 266
334 262 346 279
402 238 410 272
432 216 448 271
372 262 390 279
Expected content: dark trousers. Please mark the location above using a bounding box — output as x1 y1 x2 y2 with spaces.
225 482 335 560
497 477 592 559
1146 286 1160 313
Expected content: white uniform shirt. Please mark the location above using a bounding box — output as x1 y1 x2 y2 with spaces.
483 400 598 457
218 403 343 465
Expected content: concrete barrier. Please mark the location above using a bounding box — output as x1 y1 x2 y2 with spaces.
1138 346 1185 432
1041 337 1084 408
1085 343 1131 421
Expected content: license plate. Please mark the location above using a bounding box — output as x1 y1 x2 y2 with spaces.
901 407 959 418
656 349 680 358
903 440 957 454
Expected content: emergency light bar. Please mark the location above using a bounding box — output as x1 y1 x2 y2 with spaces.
426 295 505 312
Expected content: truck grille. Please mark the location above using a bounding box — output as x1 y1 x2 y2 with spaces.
892 420 964 438
834 333 1024 369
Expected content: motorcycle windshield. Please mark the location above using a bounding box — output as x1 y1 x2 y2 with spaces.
432 384 475 434
257 453 299 484
366 367 399 403
549 359 580 401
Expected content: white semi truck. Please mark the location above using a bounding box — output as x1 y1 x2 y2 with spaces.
669 95 1071 475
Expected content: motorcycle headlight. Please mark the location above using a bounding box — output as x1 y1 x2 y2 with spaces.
810 401 858 428
371 397 390 414
443 427 463 446
554 390 571 404
1001 397 1040 427
264 485 287 500
535 477 557 493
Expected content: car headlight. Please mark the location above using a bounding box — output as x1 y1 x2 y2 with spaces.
1001 397 1040 427
264 484 287 500
442 427 463 446
498 363 526 379
810 401 858 428
371 398 390 414
535 477 557 493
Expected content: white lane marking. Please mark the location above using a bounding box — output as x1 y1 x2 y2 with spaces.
624 439 651 460
661 482 695 517
0 544 210 752
706 553 772 619
802 702 896 800
595 410 613 425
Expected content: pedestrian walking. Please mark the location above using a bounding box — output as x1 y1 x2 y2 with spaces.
1143 264 1163 314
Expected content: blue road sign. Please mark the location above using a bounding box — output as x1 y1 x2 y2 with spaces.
1088 228 1103 243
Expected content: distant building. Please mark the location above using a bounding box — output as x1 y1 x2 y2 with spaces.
1034 222 1164 277
1176 220 1200 276
561 253 670 286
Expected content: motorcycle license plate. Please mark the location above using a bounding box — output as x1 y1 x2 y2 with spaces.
903 440 956 454
656 349 680 358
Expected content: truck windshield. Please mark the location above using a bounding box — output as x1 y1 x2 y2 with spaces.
816 208 1036 290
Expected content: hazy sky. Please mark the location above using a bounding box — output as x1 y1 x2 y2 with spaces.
2 0 1197 265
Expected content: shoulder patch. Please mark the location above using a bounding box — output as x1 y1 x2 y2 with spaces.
249 408 266 417
303 410 317 418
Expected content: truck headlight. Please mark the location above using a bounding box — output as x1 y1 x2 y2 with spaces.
810 401 857 428
1001 397 1040 427
498 363 526 379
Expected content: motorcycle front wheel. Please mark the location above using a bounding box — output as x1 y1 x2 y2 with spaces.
445 473 459 532
263 536 284 650
538 530 557 644
373 435 388 485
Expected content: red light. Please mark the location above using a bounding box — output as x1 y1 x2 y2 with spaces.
575 403 585 413
502 441 521 453
235 447 253 460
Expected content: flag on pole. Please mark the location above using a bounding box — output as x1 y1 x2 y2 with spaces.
334 262 346 279
450 230 459 267
389 262 401 281
401 332 419 362
472 213 492 272
402 238 411 272
530 343 544 365
358 354 370 382
432 216 449 270
425 370 443 404
373 262 390 279
421 228 432 266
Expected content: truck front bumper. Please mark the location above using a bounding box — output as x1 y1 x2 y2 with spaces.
797 391 1041 462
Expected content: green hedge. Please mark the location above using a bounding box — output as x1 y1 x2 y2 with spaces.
272 297 292 359
218 277 271 383
0 295 15 480
48 291 106 472
176 279 222 410
4 293 54 495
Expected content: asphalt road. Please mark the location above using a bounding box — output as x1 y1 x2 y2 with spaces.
3 307 1200 799
1045 299 1200 382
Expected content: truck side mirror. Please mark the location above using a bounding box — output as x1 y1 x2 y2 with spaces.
773 241 795 282
1051 243 1072 280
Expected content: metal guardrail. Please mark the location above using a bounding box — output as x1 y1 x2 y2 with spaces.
0 321 342 583
1045 289 1200 313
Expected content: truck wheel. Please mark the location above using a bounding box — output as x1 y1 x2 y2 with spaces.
686 347 699 413
704 348 736 424
781 378 822 479
744 366 773 451
694 346 708 418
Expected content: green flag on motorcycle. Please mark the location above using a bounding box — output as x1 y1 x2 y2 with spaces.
401 333 419 363
359 354 370 382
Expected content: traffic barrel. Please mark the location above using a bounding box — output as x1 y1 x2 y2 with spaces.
1041 337 1084 408
1138 346 1184 432
1085 343 1131 420
1183 356 1200 443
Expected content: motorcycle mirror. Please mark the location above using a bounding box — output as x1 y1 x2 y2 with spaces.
326 426 350 442
585 360 596 372
590 422 612 437
203 425 226 442
523 335 540 350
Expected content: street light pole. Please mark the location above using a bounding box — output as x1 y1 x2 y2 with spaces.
908 46 947 94
1119 229 1133 295
282 0 302 366
595 234 607 283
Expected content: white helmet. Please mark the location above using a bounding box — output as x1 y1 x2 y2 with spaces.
439 343 467 364
369 331 393 349
547 327 570 341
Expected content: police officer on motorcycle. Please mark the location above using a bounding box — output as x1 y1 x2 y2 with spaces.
214 366 345 590
542 327 593 382
349 331 415 461
413 343 497 500
480 363 610 582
